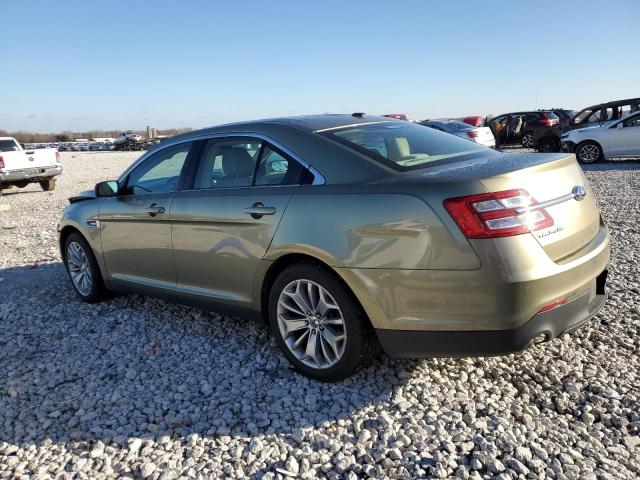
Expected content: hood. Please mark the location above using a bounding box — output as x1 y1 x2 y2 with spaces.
68 189 96 204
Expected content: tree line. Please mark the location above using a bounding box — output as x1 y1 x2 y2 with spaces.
0 128 193 144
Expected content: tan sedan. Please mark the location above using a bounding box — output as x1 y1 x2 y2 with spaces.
58 114 609 381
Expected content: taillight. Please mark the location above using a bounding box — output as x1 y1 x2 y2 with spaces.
466 130 479 139
444 189 553 239
56 151 61 162
539 115 559 127
0 155 4 169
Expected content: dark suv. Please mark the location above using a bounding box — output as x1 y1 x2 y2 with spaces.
485 111 561 150
546 108 577 128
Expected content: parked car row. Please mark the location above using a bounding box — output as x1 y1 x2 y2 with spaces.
455 97 639 162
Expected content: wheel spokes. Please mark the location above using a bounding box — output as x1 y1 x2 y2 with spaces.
276 278 347 370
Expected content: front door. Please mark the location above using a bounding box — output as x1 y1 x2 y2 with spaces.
170 137 310 312
610 114 640 157
99 141 193 295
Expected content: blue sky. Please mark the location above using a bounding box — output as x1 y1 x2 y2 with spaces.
1 0 638 132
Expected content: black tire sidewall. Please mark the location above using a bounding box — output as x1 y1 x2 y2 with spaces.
63 233 105 303
268 264 366 381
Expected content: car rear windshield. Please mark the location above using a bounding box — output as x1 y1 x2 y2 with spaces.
0 140 19 152
320 121 495 170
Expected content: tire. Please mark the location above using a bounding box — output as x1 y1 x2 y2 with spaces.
537 137 560 153
39 178 56 191
521 133 535 148
575 141 603 164
63 232 108 303
268 263 378 381
15 181 29 189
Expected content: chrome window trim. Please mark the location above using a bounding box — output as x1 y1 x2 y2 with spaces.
118 132 325 187
315 121 393 133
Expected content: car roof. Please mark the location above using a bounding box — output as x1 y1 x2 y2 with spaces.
182 114 397 137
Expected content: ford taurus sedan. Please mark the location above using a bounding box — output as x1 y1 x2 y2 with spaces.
59 114 610 381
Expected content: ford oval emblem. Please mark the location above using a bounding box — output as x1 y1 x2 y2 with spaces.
572 185 587 201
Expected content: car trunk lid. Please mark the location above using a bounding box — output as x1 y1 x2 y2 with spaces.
479 154 600 261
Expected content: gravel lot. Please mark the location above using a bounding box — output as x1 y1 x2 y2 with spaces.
1 152 639 479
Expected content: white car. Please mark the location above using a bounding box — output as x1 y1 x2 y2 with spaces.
0 137 62 195
114 132 143 145
561 111 640 163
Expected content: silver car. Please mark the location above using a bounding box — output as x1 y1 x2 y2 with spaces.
420 119 496 148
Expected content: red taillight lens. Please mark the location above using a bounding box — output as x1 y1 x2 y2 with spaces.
0 155 4 169
466 130 479 139
56 151 61 162
444 189 554 239
540 115 559 127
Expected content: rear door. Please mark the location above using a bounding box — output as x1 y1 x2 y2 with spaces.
170 136 312 311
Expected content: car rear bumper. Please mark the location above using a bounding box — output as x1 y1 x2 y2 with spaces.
376 269 608 358
0 164 62 182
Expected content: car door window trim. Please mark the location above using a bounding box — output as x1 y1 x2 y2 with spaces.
181 134 325 192
119 132 325 188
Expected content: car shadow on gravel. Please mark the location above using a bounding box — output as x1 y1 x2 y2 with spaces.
0 262 428 447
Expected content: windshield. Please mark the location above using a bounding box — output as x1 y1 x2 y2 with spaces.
0 139 19 152
321 121 495 170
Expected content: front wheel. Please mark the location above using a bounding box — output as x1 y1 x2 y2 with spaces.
576 141 603 164
39 178 56 191
268 263 378 381
63 233 108 302
537 137 560 152
521 133 535 148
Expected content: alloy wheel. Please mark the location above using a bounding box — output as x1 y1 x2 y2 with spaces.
578 144 600 163
276 279 347 369
67 241 93 296
522 134 535 148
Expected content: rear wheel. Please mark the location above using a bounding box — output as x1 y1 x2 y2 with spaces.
521 133 535 148
39 178 56 191
537 136 560 152
63 232 108 302
268 263 377 381
576 141 603 164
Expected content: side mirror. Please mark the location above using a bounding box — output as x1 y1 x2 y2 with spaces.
95 180 120 197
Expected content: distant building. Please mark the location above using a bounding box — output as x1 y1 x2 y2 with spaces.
74 138 90 143
91 137 115 143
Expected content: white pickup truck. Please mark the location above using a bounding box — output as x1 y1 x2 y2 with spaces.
0 137 63 195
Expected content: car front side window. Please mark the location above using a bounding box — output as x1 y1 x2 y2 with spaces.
623 115 640 128
126 142 192 195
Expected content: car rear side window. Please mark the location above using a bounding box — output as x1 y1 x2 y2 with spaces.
321 122 494 170
254 145 311 186
0 140 19 151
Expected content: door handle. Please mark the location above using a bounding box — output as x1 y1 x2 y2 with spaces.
244 203 276 219
145 204 165 216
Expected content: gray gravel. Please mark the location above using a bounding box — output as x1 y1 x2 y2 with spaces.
1 152 639 479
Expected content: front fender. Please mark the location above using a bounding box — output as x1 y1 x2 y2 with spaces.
58 200 109 282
